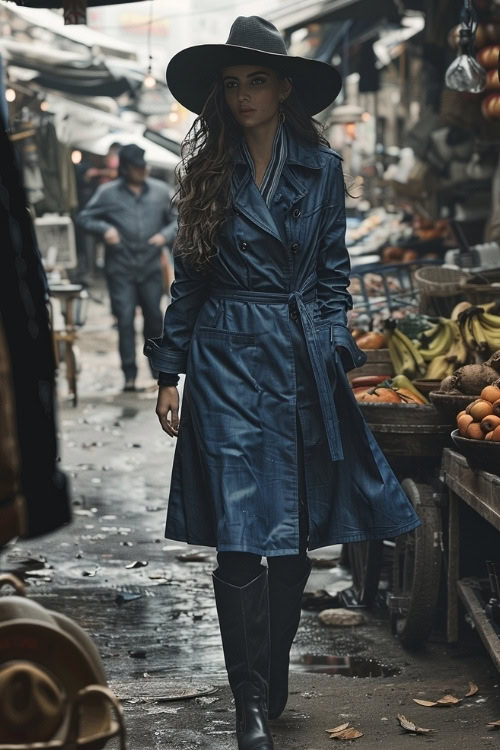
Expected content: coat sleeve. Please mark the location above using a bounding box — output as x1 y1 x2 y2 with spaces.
316 156 366 372
143 254 209 374
76 184 114 237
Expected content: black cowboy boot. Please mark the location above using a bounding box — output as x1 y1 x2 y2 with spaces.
268 557 312 720
213 566 274 750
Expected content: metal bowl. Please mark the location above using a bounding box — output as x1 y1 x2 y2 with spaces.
451 429 500 475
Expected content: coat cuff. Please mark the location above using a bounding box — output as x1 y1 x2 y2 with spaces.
143 337 188 373
330 325 367 372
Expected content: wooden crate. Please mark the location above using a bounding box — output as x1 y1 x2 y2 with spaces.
348 348 394 383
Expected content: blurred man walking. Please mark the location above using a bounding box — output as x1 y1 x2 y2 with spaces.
78 144 177 391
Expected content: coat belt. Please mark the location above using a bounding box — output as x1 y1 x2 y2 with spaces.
209 273 343 463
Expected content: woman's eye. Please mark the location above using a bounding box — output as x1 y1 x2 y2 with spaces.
225 81 237 89
251 78 265 85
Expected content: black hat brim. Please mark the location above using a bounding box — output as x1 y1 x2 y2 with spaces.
166 44 342 116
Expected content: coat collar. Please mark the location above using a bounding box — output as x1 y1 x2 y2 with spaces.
232 127 329 171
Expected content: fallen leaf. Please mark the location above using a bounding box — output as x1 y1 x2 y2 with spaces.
436 695 462 706
326 723 350 734
487 720 500 729
332 728 363 740
397 714 433 734
413 699 438 707
465 682 479 697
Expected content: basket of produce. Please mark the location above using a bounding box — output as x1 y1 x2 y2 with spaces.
451 385 500 474
354 379 452 457
460 270 500 306
430 352 500 419
413 266 471 298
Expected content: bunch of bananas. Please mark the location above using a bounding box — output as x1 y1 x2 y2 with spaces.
458 306 500 360
415 318 468 380
386 323 427 380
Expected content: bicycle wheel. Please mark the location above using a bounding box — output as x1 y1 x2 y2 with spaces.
390 479 442 649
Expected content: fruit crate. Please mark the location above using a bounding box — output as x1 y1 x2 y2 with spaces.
359 402 453 457
347 349 394 384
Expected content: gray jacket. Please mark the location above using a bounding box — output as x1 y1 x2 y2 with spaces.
77 176 177 277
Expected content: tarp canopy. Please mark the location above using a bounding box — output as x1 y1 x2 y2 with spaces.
269 0 424 33
0 3 137 60
11 0 144 11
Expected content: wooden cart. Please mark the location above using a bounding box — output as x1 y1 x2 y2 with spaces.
442 448 500 671
346 402 450 648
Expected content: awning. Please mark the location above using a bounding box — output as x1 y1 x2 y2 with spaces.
269 0 424 33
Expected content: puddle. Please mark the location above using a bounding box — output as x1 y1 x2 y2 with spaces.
291 654 401 678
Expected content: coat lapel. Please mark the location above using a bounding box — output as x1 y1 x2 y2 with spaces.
233 168 283 245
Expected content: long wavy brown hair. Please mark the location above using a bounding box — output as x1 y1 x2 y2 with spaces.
174 73 329 269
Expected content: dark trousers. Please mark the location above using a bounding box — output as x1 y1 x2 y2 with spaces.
217 415 309 587
106 271 163 381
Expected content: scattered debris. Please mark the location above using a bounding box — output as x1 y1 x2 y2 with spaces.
413 694 462 707
195 696 220 706
176 551 210 563
128 649 147 659
125 561 149 569
115 592 144 605
319 608 365 627
82 568 100 577
326 723 363 740
487 720 500 729
325 723 349 734
397 714 434 734
466 682 479 697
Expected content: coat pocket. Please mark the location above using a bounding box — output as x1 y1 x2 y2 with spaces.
196 327 256 345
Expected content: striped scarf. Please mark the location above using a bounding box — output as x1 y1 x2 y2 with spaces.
241 123 287 208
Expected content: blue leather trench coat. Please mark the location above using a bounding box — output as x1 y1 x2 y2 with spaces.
145 133 421 556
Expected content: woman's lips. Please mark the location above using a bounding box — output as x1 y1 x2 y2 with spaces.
239 109 256 115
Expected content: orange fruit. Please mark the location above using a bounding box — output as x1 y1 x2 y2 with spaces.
492 398 500 418
466 399 483 415
485 431 494 441
480 385 500 404
457 410 467 419
469 400 494 422
457 414 474 436
466 422 485 440
490 425 500 442
480 415 500 434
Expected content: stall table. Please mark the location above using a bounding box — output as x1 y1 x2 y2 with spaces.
442 448 500 671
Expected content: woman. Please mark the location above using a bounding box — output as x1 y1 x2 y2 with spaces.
145 16 421 750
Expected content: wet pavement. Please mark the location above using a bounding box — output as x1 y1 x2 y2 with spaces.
2 284 500 749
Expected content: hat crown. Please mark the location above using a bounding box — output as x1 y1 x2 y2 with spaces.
226 16 287 56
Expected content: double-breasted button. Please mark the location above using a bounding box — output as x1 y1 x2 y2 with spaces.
291 243 300 254
293 208 301 219
240 241 248 251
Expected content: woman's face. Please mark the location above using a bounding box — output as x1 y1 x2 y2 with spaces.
222 65 291 130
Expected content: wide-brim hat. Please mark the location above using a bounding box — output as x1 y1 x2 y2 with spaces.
167 15 342 117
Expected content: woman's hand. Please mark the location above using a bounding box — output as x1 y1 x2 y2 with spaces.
156 386 180 437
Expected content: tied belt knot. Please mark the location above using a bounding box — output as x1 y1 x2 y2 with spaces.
209 273 343 463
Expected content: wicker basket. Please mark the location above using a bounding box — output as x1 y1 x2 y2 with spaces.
414 266 471 298
460 270 500 306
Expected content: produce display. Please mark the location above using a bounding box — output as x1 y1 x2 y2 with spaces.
456 386 500 442
386 303 500 382
439 351 500 396
353 375 428 405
